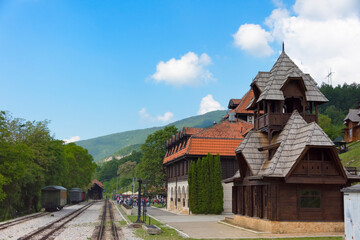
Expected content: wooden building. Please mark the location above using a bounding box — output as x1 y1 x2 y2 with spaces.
163 95 253 214
344 106 360 142
88 179 104 200
227 50 360 233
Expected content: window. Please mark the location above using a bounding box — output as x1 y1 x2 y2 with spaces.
300 190 320 208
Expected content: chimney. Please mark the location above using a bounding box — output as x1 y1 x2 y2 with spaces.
229 112 236 122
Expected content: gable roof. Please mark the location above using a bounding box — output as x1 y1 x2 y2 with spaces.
344 109 360 123
163 119 253 164
92 179 104 188
228 99 242 109
236 111 334 177
247 51 328 109
231 89 254 115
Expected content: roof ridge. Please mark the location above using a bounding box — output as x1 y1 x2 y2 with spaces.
305 122 316 144
267 111 302 175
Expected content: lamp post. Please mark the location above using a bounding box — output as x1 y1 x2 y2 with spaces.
143 182 147 222
136 178 142 223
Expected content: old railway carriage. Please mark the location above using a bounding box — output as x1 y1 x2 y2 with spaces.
228 49 360 233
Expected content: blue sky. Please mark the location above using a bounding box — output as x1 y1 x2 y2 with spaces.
1 0 359 142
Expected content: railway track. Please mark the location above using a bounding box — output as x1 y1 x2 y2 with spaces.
18 201 95 240
97 199 119 240
0 212 49 231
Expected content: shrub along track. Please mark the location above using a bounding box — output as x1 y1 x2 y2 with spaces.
17 201 95 240
96 199 120 240
0 212 49 231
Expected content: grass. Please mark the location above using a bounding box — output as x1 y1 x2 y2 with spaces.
125 215 341 240
199 238 342 240
118 220 127 226
151 203 166 208
127 215 184 240
340 141 360 167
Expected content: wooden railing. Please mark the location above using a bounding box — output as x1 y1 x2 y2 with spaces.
255 113 316 130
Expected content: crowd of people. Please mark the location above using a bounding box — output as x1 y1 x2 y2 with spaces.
115 194 166 208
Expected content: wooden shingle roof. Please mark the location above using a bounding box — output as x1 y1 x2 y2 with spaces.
344 109 360 123
236 111 334 177
247 51 328 109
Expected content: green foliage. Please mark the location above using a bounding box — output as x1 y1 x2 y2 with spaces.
77 110 226 161
0 111 96 220
213 154 224 214
97 151 143 197
340 141 360 167
318 114 343 140
319 83 360 113
188 160 198 213
114 144 142 156
317 83 360 140
188 154 223 214
97 151 142 182
135 126 178 194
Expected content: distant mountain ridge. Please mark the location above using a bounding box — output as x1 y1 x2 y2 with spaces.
76 110 227 162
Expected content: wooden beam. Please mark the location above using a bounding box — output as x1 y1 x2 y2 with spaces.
258 142 281 151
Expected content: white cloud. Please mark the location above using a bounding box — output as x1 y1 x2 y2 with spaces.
232 0 360 85
151 52 213 87
63 136 80 144
198 94 225 115
138 108 174 124
157 112 174 123
233 24 274 57
293 0 360 20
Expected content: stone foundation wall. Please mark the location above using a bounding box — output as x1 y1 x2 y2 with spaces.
233 215 344 233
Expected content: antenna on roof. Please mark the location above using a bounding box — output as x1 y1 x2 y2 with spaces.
324 68 335 86
282 41 285 52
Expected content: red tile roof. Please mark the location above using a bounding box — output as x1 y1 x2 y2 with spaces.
228 99 242 109
183 127 204 135
196 120 252 138
92 179 103 188
188 138 243 156
233 89 254 115
163 119 253 164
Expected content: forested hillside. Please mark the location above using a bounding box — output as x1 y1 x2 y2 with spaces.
77 110 227 162
0 111 97 220
318 83 360 140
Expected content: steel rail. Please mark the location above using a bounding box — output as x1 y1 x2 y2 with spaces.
109 200 119 240
0 212 49 231
97 199 107 240
18 201 94 240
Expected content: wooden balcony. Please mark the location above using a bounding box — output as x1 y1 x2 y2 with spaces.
255 113 316 130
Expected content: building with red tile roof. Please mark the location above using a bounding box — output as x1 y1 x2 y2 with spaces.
224 89 256 124
163 94 254 214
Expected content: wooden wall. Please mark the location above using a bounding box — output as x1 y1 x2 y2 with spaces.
233 183 345 221
344 121 360 142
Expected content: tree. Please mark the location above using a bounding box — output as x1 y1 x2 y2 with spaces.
188 153 223 214
135 126 177 193
318 114 343 140
188 160 198 213
0 111 97 220
213 154 224 214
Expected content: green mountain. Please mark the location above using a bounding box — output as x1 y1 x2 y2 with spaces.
76 110 227 162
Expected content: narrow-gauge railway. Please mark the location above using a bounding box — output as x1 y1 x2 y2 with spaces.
18 201 95 240
0 212 49 231
97 199 120 240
